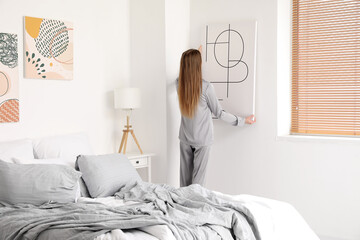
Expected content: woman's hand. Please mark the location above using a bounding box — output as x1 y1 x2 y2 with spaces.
245 115 256 124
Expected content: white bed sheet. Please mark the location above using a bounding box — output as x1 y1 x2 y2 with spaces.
78 194 320 240
214 193 320 240
78 197 176 240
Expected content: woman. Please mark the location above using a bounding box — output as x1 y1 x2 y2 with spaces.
177 48 256 187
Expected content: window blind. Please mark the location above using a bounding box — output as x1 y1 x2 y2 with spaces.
291 0 360 136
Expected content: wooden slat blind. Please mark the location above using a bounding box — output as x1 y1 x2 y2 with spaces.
291 0 360 136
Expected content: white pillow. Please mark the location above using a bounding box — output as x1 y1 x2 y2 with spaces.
0 139 34 163
33 133 93 159
13 157 75 168
13 157 81 200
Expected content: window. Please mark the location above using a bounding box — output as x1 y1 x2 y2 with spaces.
291 0 360 136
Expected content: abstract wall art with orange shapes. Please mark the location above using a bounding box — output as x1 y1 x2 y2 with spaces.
24 16 73 80
0 33 19 123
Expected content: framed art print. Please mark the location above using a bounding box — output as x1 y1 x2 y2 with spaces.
24 16 73 80
0 33 19 123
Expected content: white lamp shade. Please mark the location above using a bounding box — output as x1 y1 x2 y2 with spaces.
114 88 141 109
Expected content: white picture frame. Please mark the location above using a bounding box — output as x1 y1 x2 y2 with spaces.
202 21 257 117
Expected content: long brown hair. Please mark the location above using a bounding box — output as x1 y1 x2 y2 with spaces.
178 49 202 118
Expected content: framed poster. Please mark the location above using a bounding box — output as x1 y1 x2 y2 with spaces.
24 16 73 80
0 33 19 123
203 21 257 117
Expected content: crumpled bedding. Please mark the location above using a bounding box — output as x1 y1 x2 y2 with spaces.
0 182 259 240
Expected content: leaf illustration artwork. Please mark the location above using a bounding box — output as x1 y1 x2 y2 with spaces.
0 33 19 123
26 51 47 78
24 16 73 80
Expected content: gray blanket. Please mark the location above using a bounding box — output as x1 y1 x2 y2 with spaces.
0 182 259 240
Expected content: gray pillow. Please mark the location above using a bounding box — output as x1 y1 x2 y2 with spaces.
0 160 81 205
78 178 91 198
76 153 142 198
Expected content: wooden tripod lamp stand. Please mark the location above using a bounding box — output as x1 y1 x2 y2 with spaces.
114 88 143 154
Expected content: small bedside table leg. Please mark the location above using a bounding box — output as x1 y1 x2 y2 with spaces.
148 158 152 183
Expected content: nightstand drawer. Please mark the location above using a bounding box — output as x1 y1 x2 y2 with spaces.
125 153 154 182
130 158 148 168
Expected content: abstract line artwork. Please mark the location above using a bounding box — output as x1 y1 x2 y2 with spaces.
0 33 19 123
203 21 257 116
24 16 73 80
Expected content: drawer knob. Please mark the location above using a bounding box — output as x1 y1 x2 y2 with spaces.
136 161 139 164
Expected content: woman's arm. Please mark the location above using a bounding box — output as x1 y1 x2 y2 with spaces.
206 83 256 126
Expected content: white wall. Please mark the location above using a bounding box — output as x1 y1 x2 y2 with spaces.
128 0 167 183
127 0 190 185
0 0 131 154
165 0 190 187
189 1 360 240
277 0 292 136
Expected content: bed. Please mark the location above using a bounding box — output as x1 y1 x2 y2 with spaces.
79 192 320 240
0 134 320 240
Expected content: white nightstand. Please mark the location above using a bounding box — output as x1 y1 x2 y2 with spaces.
126 153 154 182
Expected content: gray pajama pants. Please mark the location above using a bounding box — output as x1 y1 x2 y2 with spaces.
180 141 211 187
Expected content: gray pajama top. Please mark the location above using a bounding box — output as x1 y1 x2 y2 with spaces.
177 79 245 146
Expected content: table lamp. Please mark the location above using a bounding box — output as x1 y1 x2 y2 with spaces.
114 87 143 154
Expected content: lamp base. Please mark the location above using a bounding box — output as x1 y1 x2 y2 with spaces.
118 115 143 154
